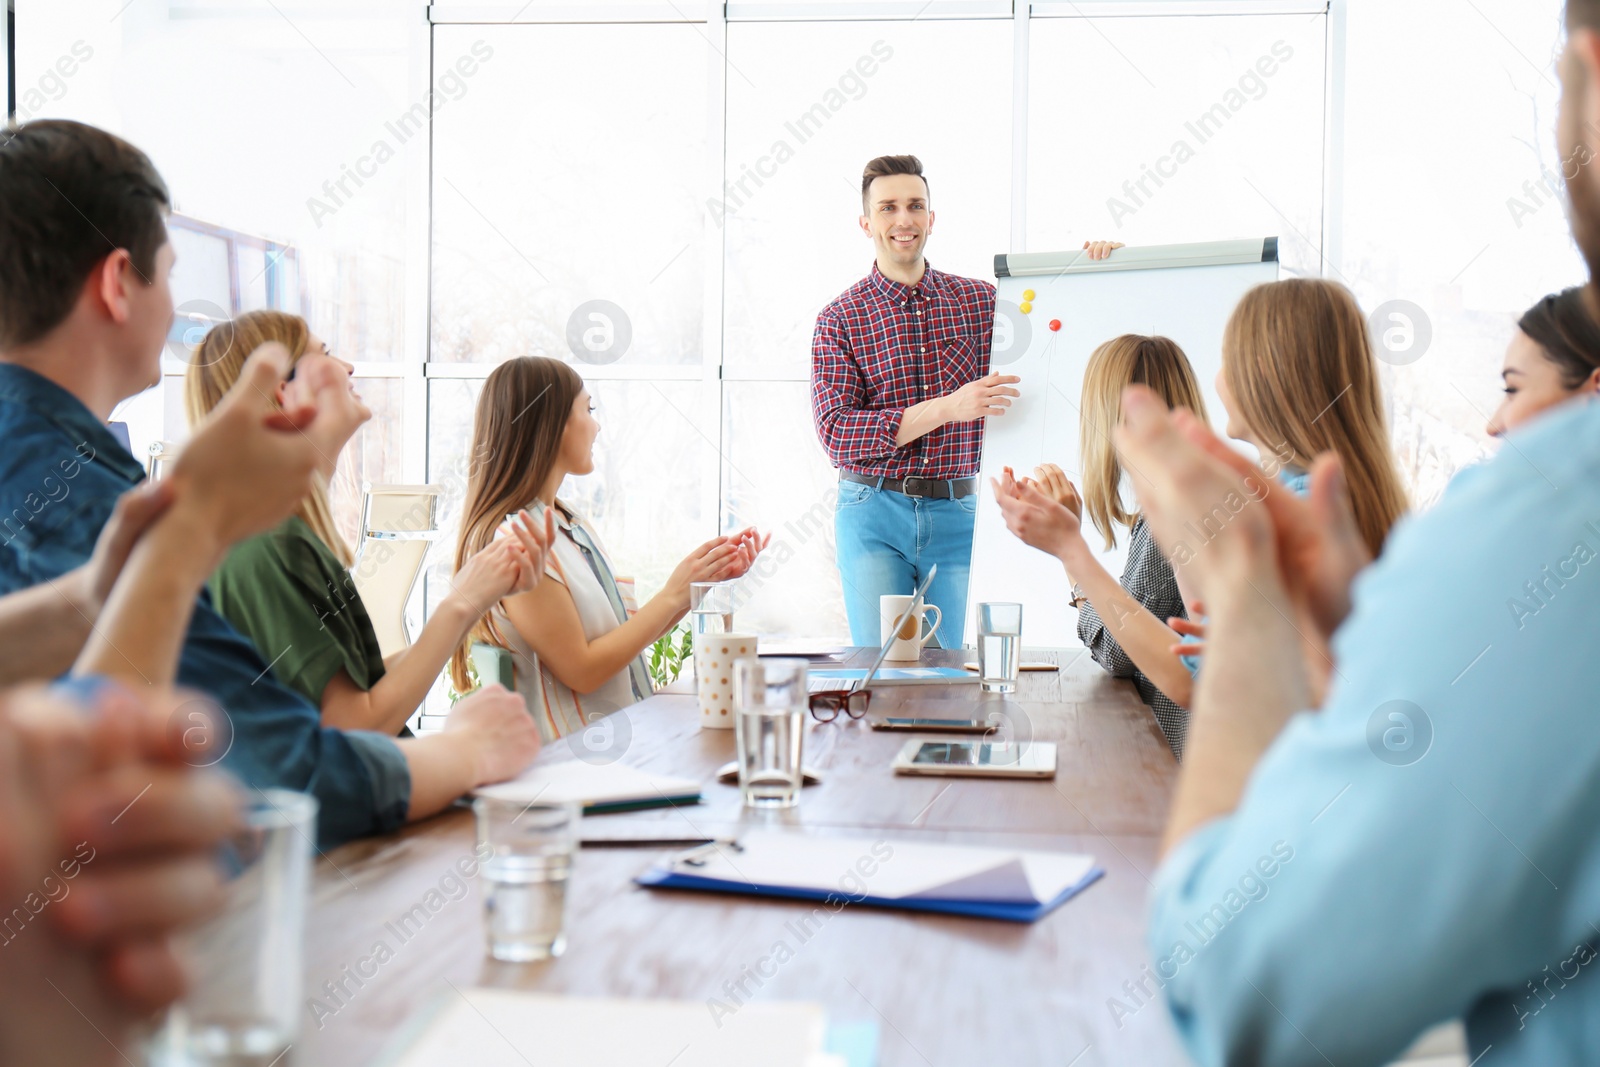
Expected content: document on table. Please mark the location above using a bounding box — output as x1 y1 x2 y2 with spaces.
382 989 845 1067
473 759 702 812
637 831 1102 922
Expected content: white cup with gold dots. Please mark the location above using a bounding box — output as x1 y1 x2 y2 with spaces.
694 632 758 730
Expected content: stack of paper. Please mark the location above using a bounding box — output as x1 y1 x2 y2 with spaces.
474 759 703 814
383 989 845 1067
637 831 1101 922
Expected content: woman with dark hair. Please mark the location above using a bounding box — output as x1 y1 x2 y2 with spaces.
450 357 768 740
1486 287 1600 437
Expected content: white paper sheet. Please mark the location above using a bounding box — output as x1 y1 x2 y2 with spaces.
667 831 1097 904
386 989 840 1067
474 759 702 806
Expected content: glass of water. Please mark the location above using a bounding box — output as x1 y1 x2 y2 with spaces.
150 790 316 1067
689 580 736 637
733 658 807 809
690 581 737 681
473 798 579 962
978 602 1024 694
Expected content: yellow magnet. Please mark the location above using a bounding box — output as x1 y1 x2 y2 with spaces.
1019 301 1032 314
1022 289 1036 301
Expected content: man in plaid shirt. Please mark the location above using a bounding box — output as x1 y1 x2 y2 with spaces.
812 155 1122 648
810 154 1017 649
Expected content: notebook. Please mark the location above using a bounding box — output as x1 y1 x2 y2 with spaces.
474 759 703 815
637 831 1102 923
379 989 848 1067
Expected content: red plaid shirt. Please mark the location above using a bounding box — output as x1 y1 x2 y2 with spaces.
811 262 996 480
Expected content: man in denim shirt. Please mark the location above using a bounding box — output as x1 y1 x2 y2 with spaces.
0 120 540 847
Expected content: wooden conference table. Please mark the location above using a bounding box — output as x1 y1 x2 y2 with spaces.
300 647 1188 1066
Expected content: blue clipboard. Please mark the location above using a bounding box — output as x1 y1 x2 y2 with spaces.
634 865 1104 923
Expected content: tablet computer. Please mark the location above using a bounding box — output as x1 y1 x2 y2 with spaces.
891 740 1057 779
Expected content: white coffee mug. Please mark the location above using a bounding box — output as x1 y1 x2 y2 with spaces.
694 632 758 729
880 595 941 661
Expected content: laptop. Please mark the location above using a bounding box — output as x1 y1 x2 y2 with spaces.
806 566 977 690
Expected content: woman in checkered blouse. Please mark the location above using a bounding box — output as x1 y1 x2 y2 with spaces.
992 335 1210 759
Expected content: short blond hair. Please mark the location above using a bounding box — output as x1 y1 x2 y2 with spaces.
1080 335 1210 550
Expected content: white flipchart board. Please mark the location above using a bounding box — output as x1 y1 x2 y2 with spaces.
966 239 1280 649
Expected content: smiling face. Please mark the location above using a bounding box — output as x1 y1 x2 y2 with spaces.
1486 328 1599 437
559 388 600 477
859 173 933 273
277 332 367 412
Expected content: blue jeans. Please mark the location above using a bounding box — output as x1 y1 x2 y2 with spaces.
834 480 976 650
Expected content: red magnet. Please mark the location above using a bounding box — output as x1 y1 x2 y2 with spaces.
1048 319 1061 332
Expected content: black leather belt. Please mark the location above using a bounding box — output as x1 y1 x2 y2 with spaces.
840 470 978 500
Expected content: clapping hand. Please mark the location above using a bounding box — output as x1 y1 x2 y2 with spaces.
168 343 369 561
0 684 242 1066
991 466 1083 559
452 508 558 618
1030 463 1084 519
1168 602 1208 658
1112 386 1366 704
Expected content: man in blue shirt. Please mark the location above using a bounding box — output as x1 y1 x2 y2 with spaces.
1117 6 1600 1062
0 119 542 847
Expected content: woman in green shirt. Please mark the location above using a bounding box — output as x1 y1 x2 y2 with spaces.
188 311 553 736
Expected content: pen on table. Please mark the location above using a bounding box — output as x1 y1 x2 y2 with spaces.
579 836 732 850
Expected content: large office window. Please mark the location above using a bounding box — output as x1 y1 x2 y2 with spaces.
1027 12 1327 277
1337 3 1580 506
427 22 718 622
13 0 420 549
429 24 709 370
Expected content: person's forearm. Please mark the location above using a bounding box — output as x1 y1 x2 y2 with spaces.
551 594 680 694
1061 539 1194 706
1161 569 1311 858
397 732 480 819
894 396 950 447
331 597 477 734
73 510 222 689
0 573 96 685
659 606 689 642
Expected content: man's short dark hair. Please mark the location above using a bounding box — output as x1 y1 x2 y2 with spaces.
861 154 929 213
0 120 170 349
1573 0 1600 30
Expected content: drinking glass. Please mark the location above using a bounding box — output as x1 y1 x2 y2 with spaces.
978 602 1024 694
733 658 807 809
473 798 579 962
689 581 736 638
689 581 737 680
150 790 317 1067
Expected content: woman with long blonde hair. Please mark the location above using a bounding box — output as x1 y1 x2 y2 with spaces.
1160 280 1409 686
993 334 1211 757
450 356 766 740
1213 278 1408 557
188 310 553 736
